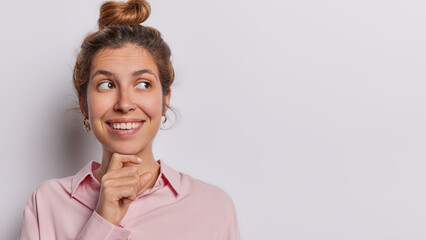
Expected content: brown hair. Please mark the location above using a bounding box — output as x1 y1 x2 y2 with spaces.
73 0 174 119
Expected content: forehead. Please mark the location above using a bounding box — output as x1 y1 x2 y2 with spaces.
91 44 159 78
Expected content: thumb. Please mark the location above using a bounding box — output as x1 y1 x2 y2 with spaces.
139 171 154 189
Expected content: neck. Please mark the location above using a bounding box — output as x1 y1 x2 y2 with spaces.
94 143 161 192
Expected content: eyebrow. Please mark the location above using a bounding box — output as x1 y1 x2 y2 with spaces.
91 69 157 80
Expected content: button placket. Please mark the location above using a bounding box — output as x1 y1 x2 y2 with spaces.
119 199 140 228
120 198 144 230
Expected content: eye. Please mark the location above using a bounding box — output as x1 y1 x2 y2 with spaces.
136 81 151 89
98 81 115 90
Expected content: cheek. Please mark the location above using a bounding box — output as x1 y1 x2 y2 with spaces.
87 93 112 119
137 93 164 118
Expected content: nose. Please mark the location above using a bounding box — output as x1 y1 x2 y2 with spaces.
113 88 136 113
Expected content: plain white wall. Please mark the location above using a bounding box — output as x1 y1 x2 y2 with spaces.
2 0 426 239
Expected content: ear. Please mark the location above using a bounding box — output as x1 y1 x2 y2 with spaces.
78 96 88 119
163 90 171 114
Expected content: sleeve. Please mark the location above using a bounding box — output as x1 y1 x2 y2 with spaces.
225 200 241 240
76 211 131 240
17 192 40 240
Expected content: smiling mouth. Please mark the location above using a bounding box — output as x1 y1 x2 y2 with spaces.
107 121 145 130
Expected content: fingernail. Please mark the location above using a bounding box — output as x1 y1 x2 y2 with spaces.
137 157 142 162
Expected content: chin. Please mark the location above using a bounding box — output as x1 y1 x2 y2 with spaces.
104 141 147 155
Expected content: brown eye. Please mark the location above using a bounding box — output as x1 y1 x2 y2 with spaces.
98 81 115 90
136 81 151 89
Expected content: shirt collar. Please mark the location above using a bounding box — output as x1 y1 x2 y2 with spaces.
71 159 182 199
157 159 181 196
70 161 100 198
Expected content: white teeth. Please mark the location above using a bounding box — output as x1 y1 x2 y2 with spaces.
110 122 142 130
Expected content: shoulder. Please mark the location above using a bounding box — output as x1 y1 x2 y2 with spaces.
32 175 73 199
31 161 97 199
23 175 75 215
160 160 236 208
179 172 236 210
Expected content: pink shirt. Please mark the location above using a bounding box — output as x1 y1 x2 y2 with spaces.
18 160 240 239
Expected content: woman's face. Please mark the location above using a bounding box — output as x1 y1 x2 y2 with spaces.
84 44 170 155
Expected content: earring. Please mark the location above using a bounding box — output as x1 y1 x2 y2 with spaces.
161 114 168 124
160 114 168 130
83 117 91 132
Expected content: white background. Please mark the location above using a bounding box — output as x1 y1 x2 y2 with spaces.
2 0 426 239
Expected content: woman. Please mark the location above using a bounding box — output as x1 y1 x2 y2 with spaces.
18 0 240 239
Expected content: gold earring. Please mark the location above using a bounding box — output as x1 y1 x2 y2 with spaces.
83 118 91 132
160 114 168 130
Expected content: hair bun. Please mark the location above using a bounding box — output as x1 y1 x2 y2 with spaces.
98 0 151 30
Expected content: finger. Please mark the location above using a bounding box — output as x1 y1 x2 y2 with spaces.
105 185 138 203
102 175 141 190
115 185 138 202
108 153 142 171
104 166 140 180
121 197 133 206
139 171 154 189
